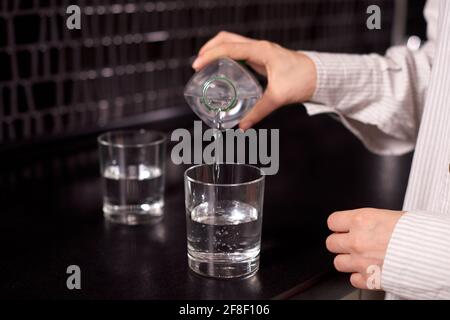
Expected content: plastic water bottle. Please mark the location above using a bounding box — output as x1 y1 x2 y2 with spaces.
184 58 263 130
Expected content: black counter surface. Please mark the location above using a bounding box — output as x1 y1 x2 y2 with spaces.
0 107 412 299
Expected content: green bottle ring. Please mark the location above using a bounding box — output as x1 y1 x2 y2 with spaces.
201 76 237 112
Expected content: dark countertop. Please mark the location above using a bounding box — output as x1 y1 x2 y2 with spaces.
0 107 413 299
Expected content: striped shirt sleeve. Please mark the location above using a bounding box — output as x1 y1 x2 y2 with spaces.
302 44 434 156
382 211 450 299
302 0 438 156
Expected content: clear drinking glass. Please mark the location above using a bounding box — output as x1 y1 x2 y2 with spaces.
184 163 265 278
98 129 166 225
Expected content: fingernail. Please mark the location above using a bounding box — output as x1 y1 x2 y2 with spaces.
239 121 253 131
192 58 201 69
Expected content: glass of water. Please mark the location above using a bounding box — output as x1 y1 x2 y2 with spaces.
98 129 166 225
184 163 265 278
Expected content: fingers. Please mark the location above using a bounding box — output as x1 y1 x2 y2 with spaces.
193 42 267 70
350 273 368 290
239 91 279 130
326 233 351 254
334 254 374 274
333 254 354 273
199 31 253 56
327 210 357 232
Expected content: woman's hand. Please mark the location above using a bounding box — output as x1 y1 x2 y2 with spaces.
192 31 317 130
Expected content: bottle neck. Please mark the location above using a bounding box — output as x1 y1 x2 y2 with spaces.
201 76 237 112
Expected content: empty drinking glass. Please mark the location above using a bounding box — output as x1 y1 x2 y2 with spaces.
184 163 265 278
98 129 166 225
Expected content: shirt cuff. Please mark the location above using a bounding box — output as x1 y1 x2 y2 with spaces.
301 51 372 105
301 51 335 104
300 51 347 118
382 210 450 299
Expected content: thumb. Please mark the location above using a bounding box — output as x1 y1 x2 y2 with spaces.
239 91 280 130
